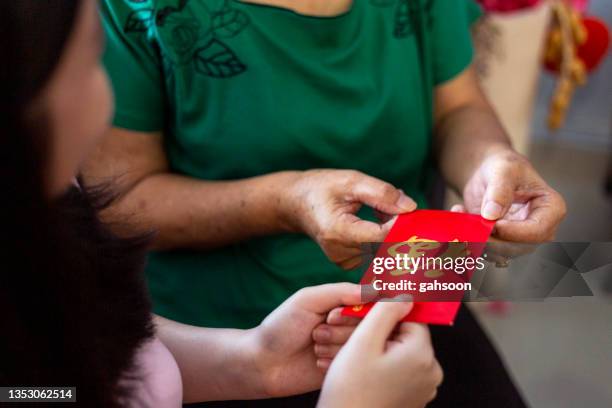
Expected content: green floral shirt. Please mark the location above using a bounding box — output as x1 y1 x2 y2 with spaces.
101 0 481 328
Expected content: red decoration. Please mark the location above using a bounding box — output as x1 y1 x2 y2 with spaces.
576 17 610 72
545 16 610 73
477 0 541 13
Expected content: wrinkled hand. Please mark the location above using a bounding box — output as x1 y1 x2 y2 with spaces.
461 150 566 243
250 283 364 398
283 169 416 270
318 300 443 408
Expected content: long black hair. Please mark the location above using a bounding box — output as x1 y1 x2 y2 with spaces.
0 1 154 407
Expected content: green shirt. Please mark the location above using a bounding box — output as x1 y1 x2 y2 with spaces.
102 0 480 329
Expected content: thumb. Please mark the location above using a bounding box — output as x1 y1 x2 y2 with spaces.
481 180 515 221
292 283 364 315
348 297 413 354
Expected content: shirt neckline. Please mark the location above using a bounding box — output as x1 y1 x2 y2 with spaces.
231 0 356 22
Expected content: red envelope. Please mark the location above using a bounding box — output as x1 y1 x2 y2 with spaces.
342 210 495 325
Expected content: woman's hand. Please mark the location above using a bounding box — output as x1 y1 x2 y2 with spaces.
435 65 565 244
158 284 440 404
318 300 443 408
155 283 367 403
249 283 367 398
461 150 567 243
312 307 362 370
281 169 416 270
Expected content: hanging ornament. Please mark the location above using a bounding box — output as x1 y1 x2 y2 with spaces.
543 0 610 130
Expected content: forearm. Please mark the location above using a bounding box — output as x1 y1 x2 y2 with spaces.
103 171 301 250
154 316 267 403
434 104 513 193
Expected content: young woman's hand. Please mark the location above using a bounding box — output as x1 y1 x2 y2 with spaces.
318 300 443 408
462 149 566 242
311 306 361 370
155 283 369 403
249 283 366 398
281 169 416 270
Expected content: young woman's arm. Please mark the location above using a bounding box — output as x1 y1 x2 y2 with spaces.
153 316 264 403
155 283 442 407
153 283 363 403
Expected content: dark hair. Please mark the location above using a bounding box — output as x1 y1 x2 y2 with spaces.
0 2 154 407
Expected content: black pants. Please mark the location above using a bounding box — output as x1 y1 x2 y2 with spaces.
186 306 527 408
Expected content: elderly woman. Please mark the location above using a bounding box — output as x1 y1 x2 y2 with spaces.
87 0 566 406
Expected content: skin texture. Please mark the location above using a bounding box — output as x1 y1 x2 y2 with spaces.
83 142 417 269
433 67 567 240
83 65 566 267
155 284 441 406
41 2 439 406
154 283 367 402
239 0 353 16
318 300 443 408
36 0 112 198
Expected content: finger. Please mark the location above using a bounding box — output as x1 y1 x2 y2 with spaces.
433 359 444 388
349 297 413 353
450 204 466 213
494 192 566 242
349 174 417 214
424 360 444 403
324 243 362 268
503 202 531 221
314 343 343 359
396 321 432 338
481 178 516 220
390 323 432 349
292 283 362 315
338 253 364 271
327 307 362 326
337 213 392 243
313 324 356 345
485 238 537 259
428 388 439 404
316 358 332 371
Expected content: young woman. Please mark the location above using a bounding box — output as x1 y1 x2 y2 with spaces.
0 0 442 407
87 0 565 406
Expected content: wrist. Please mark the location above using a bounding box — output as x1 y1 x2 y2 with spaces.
272 170 307 234
237 327 273 399
479 146 531 173
482 143 515 159
242 326 280 399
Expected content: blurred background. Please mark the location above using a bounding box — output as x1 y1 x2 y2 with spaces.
467 0 611 406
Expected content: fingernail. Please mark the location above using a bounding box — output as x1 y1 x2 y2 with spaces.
482 201 503 220
313 327 330 342
450 204 464 213
329 314 348 325
394 294 413 302
396 193 416 211
316 359 331 370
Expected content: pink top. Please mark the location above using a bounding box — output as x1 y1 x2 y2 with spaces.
72 179 183 406
129 337 183 408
